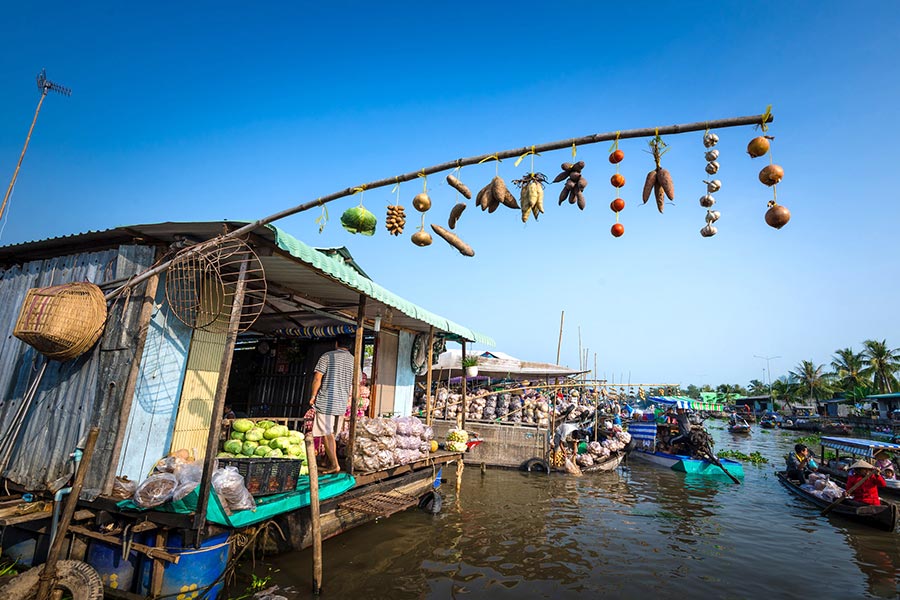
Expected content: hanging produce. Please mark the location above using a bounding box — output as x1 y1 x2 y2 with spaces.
553 161 587 209
446 174 472 199
412 192 432 212
341 205 377 235
608 134 625 236
753 106 790 229
411 230 432 246
431 224 475 256
475 176 518 213
513 172 547 222
642 133 673 213
448 202 467 229
699 129 720 236
385 204 406 236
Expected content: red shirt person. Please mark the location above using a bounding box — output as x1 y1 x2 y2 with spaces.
845 460 887 506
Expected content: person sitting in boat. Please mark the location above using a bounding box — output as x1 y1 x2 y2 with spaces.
667 407 693 450
873 451 894 477
845 460 887 505
785 444 816 484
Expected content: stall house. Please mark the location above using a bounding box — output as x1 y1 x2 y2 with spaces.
0 221 490 594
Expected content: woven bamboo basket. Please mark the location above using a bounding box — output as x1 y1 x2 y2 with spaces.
13 282 108 361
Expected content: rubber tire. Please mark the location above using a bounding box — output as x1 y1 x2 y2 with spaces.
418 490 443 514
0 560 103 600
523 458 550 473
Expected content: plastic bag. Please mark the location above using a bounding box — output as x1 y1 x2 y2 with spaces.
112 476 138 500
133 473 177 508
212 466 256 512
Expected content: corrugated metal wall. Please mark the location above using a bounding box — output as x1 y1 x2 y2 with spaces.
169 278 228 457
117 271 193 482
0 245 155 497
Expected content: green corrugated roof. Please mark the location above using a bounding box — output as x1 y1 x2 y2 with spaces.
266 225 494 346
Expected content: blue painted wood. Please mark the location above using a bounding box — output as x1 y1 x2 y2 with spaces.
393 331 415 417
117 272 193 482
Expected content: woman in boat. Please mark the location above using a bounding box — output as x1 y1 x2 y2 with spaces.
873 451 894 477
845 460 887 506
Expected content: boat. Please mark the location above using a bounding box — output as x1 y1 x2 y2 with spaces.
816 436 900 501
781 417 821 432
760 416 778 429
821 421 853 435
776 471 898 531
628 422 744 479
581 452 626 473
728 419 752 434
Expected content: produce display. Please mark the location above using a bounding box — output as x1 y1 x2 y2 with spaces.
446 428 468 453
446 174 472 199
700 130 721 237
552 161 587 209
340 205 377 236
431 224 475 257
350 416 434 473
574 430 632 468
385 204 406 236
607 136 625 236
219 418 307 462
476 176 519 213
642 134 674 213
751 108 791 229
513 172 547 222
448 202 466 229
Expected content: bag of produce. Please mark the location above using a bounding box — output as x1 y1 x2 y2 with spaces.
134 473 178 508
212 466 256 512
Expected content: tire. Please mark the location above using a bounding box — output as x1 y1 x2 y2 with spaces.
418 490 442 514
0 560 103 600
522 458 550 473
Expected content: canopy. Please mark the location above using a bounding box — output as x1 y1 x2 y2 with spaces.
428 349 581 380
650 396 725 412
820 436 900 458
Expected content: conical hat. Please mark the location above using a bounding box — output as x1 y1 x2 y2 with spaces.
850 460 875 470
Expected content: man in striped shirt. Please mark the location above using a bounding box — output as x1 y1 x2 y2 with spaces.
309 335 355 474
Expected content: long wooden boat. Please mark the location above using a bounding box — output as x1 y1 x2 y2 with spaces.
759 417 777 429
816 436 900 501
728 422 752 434
581 452 625 473
776 471 898 531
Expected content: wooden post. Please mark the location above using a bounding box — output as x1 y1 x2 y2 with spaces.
36 428 100 600
460 340 467 431
150 529 167 597
193 258 248 532
556 311 564 366
102 272 159 495
305 435 323 594
425 326 434 427
346 295 367 475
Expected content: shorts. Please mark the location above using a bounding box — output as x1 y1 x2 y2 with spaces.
313 411 344 437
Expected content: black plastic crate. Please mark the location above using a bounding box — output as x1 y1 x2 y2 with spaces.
217 457 301 496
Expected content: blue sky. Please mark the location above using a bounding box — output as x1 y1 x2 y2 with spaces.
2 2 898 387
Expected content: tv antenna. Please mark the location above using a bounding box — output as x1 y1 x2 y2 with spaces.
0 69 71 223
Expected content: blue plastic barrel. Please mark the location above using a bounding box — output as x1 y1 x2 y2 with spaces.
86 541 136 591
137 531 231 599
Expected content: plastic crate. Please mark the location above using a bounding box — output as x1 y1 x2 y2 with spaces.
217 457 301 496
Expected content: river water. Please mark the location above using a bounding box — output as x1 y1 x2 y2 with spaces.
231 424 900 599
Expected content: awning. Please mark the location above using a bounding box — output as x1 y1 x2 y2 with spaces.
650 396 725 412
820 436 900 458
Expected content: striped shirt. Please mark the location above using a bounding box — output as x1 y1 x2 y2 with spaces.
314 348 354 415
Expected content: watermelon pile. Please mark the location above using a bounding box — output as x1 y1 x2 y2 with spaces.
219 419 307 471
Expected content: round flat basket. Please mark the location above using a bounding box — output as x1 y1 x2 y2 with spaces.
13 282 108 361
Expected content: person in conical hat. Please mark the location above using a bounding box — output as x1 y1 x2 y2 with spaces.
845 459 886 505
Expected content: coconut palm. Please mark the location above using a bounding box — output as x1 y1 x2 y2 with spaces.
861 339 900 393
770 376 799 412
748 379 768 396
789 360 832 407
830 347 865 392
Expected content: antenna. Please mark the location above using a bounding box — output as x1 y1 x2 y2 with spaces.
0 69 71 223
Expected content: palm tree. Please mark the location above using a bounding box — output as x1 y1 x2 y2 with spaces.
771 376 799 412
861 339 900 393
830 347 865 392
789 360 832 408
748 379 768 396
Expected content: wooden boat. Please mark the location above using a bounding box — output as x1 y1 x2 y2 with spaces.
776 471 898 531
816 436 900 501
581 452 626 473
759 415 778 429
728 421 752 434
821 422 853 435
781 418 821 432
628 423 744 478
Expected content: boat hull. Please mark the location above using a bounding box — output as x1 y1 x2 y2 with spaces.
776 471 898 531
631 449 744 477
581 452 625 473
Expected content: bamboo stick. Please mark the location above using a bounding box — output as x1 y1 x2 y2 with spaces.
556 311 564 366
425 326 434 427
104 113 774 301
346 294 367 475
305 435 323 594
460 341 467 430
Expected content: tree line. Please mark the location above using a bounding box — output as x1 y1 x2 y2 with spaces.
679 339 899 408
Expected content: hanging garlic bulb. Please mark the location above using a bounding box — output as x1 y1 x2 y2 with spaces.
703 132 719 148
705 161 720 175
705 179 722 193
700 224 718 237
704 149 719 162
706 210 721 223
700 194 716 208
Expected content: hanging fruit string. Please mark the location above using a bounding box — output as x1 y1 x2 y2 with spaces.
478 153 501 177
572 142 577 158
314 199 328 234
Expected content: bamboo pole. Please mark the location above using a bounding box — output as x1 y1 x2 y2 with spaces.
0 88 50 222
556 311 565 366
36 428 100 600
346 295 367 475
103 113 774 301
425 326 434 427
460 341 468 431
304 435 323 594
193 258 248 532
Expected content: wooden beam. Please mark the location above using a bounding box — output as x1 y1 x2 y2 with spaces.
425 326 434 427
102 272 159 495
461 341 467 431
346 295 367 475
67 525 179 564
193 258 248 532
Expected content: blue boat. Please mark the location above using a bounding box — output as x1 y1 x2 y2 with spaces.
628 421 744 479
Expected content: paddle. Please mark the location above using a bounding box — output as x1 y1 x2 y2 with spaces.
704 450 742 485
821 469 877 516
